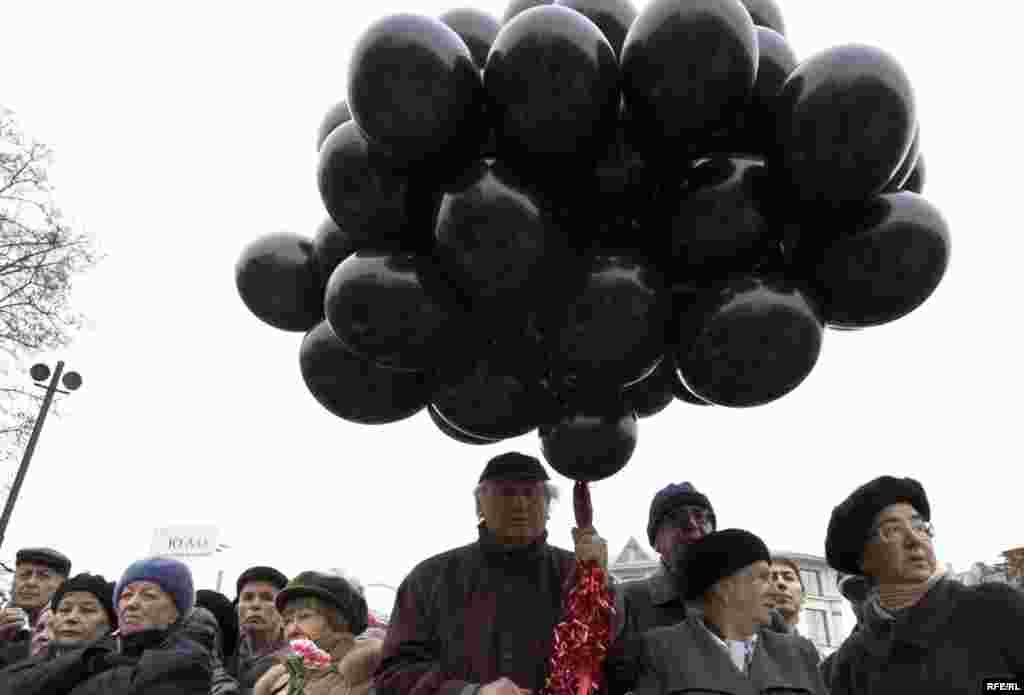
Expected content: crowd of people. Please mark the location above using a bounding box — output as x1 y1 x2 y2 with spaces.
0 451 1021 694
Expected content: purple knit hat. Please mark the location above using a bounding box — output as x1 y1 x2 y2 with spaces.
114 557 195 620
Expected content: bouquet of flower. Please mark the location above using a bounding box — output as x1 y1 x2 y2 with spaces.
284 639 336 695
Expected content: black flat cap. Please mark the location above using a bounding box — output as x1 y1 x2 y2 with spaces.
683 529 771 601
825 476 930 576
478 452 549 483
16 547 71 576
235 566 289 598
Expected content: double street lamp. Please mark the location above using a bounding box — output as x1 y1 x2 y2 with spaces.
0 361 83 552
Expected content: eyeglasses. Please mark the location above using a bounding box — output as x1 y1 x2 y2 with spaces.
663 506 713 531
869 517 935 544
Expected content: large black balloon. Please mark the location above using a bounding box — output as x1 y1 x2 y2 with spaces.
236 232 323 332
665 156 779 278
548 255 667 388
433 162 571 316
441 9 501 69
675 274 824 407
347 14 485 165
432 357 552 440
315 100 351 151
739 0 785 35
503 0 554 23
903 153 925 194
485 6 620 168
324 251 463 371
300 321 433 425
795 191 950 328
774 44 916 207
540 399 637 481
426 404 502 445
554 0 638 56
885 124 920 192
621 0 758 160
311 218 358 288
623 357 675 417
318 121 429 251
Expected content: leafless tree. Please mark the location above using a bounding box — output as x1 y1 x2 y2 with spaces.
1 106 98 475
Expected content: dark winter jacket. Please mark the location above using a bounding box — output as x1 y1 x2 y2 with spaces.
0 635 29 669
605 565 799 695
0 627 212 695
826 576 1024 694
633 615 827 695
374 524 589 695
233 647 285 694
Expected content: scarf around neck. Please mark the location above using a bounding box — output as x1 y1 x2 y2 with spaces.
865 569 947 625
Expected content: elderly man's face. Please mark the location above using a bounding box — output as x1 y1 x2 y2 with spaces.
655 505 713 559
13 562 64 610
724 561 775 630
767 562 804 623
238 581 283 640
479 480 548 546
860 502 937 584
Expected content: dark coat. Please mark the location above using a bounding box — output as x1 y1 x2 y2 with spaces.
0 635 29 669
0 628 212 695
633 615 827 695
826 577 1024 694
374 525 583 695
605 566 801 695
232 648 284 694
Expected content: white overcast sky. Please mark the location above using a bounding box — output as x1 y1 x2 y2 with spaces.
2 0 1022 617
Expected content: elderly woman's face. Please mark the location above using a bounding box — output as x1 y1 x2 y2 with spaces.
281 601 332 644
118 581 179 634
53 592 111 644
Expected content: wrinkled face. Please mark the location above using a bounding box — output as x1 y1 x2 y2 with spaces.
118 581 179 634
237 581 283 639
13 562 65 610
767 562 804 622
860 502 937 584
724 561 774 630
655 506 713 559
281 600 334 646
478 481 548 546
53 592 111 644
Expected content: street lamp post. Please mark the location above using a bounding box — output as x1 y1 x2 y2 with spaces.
0 361 83 552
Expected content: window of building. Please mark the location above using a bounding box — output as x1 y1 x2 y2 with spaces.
800 569 822 596
803 608 831 647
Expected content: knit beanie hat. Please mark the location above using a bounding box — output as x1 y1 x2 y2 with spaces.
647 482 717 546
825 476 930 575
683 528 771 601
51 573 118 629
114 557 195 620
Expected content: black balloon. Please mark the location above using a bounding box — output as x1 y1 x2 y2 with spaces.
324 251 463 371
300 321 433 425
665 156 780 278
774 44 916 207
885 124 920 192
621 0 758 160
540 399 637 481
441 8 501 69
433 162 571 316
315 100 351 152
903 153 925 194
503 0 554 23
796 191 949 328
554 0 639 56
347 14 485 165
485 6 620 167
318 121 431 251
548 255 667 388
675 274 824 407
426 403 502 444
623 357 675 417
312 218 358 288
738 0 785 35
236 232 323 332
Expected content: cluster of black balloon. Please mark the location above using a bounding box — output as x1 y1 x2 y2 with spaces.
236 0 948 482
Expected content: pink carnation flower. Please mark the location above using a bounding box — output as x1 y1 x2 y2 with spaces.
289 639 333 670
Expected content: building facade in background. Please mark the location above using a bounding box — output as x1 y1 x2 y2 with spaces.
609 538 849 656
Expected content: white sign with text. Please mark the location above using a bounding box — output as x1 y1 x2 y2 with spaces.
150 525 220 557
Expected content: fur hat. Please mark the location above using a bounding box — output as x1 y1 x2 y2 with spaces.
51 573 117 629
16 547 71 576
825 476 930 575
478 452 549 483
114 557 195 620
276 571 368 636
196 589 239 658
647 482 716 546
683 529 771 601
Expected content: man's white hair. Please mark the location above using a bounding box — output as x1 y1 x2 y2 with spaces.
473 481 560 520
